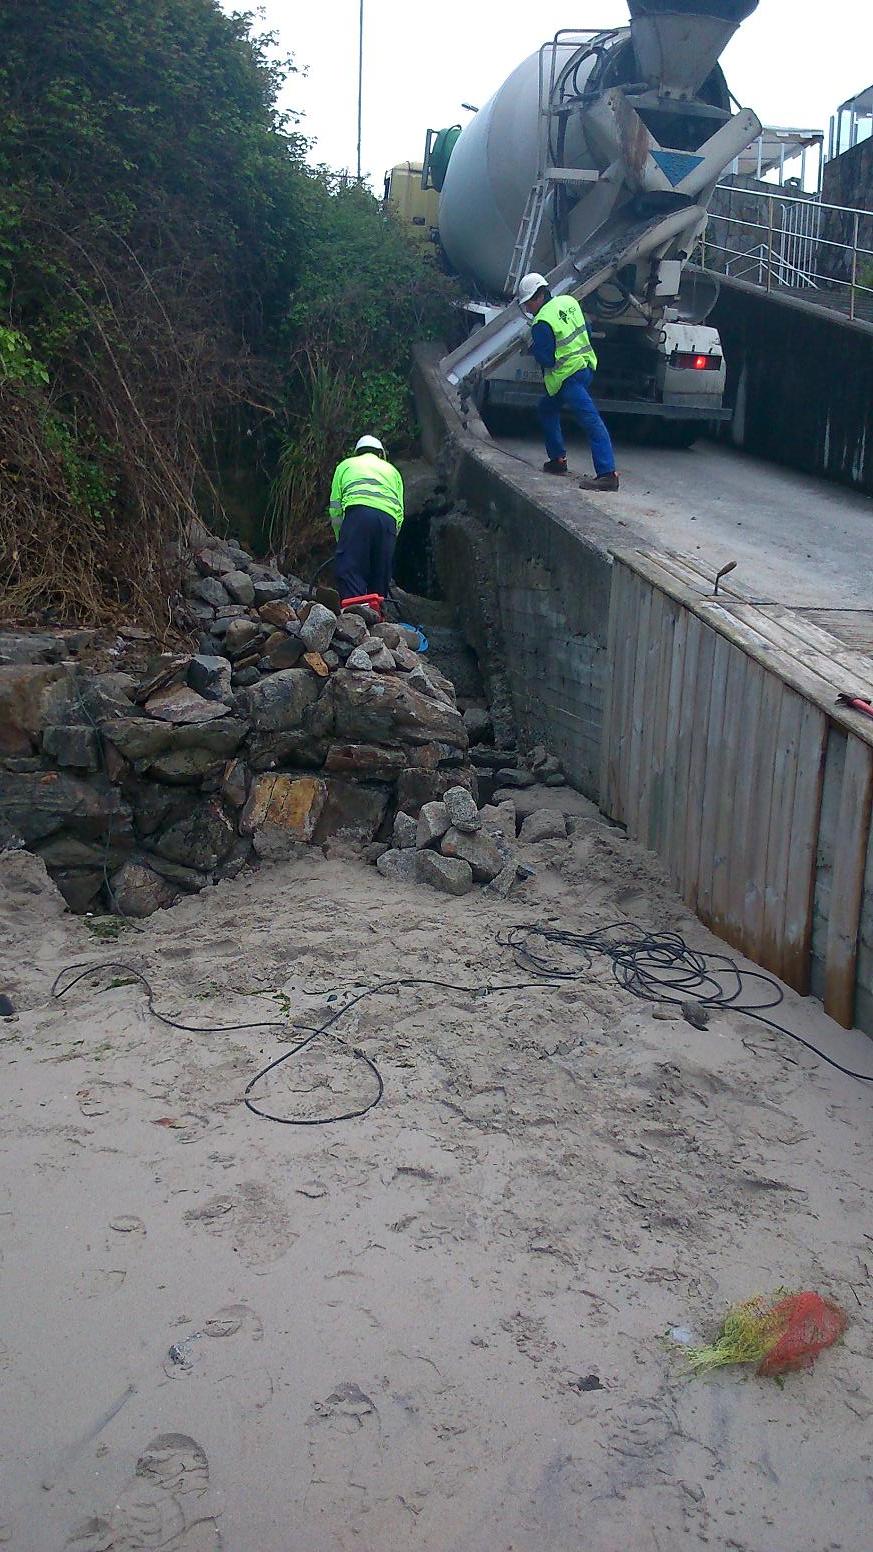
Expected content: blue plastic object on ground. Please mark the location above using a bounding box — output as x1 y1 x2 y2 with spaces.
396 623 428 653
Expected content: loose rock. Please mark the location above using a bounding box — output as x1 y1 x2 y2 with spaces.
264 630 305 670
416 801 451 848
485 860 525 898
223 618 263 657
223 569 256 606
496 766 535 789
392 811 418 849
187 575 230 610
416 851 474 896
444 784 481 833
334 614 368 647
251 574 290 606
480 799 517 838
187 655 232 703
370 645 396 673
376 847 420 883
258 600 296 628
303 651 330 679
440 826 504 883
299 603 337 655
519 809 568 844
346 648 373 671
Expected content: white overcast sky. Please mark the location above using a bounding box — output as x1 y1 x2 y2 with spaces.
247 0 872 183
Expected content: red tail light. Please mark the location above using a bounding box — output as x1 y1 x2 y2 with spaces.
674 352 720 371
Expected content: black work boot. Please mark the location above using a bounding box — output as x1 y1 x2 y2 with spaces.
543 456 568 475
579 472 620 491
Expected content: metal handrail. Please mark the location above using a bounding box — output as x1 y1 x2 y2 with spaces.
701 180 873 320
714 181 873 224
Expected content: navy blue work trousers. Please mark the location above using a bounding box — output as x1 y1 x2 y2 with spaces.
334 505 397 600
538 368 616 475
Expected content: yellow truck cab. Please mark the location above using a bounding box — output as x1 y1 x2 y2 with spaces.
383 162 439 240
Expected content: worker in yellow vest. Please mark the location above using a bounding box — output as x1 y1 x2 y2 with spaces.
327 435 405 600
517 272 619 491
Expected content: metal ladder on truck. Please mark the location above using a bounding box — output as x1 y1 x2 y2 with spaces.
506 181 550 298
505 29 612 296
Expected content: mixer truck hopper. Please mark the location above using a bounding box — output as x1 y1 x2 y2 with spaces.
420 0 762 438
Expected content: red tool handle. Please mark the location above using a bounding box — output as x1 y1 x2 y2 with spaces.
837 693 873 720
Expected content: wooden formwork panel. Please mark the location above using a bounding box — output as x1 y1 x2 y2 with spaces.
602 552 853 1010
824 737 873 1027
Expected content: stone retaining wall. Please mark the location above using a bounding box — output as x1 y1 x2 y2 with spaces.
0 537 476 916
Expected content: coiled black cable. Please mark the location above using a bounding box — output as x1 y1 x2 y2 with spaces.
503 921 873 1082
51 921 873 1134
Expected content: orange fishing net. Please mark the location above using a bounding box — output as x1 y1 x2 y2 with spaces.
757 1292 848 1377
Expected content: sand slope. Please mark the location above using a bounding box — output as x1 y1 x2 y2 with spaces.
2 817 873 1551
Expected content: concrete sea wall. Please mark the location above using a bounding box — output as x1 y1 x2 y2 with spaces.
709 273 873 495
414 341 873 1033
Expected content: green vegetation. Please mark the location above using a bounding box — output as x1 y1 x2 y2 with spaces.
0 0 456 625
85 915 130 940
269 176 457 565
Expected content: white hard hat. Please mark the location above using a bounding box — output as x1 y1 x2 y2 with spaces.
354 434 386 456
517 272 549 306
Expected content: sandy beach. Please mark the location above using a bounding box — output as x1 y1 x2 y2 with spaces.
2 809 872 1552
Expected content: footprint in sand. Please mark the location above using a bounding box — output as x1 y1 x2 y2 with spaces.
164 1304 273 1411
164 1303 264 1376
66 1433 221 1550
183 1182 295 1269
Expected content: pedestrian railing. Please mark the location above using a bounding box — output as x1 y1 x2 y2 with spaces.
700 182 873 321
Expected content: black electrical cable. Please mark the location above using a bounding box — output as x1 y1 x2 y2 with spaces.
51 922 873 1135
502 921 873 1083
243 973 565 1126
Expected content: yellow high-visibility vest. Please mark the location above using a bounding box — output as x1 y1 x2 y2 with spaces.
328 453 404 538
537 295 597 396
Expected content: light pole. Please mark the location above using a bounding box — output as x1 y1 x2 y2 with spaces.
356 0 364 182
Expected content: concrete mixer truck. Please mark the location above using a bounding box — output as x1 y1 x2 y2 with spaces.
414 0 763 440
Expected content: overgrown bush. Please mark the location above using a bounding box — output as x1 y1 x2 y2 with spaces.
0 1 460 623
267 176 459 569
0 0 305 626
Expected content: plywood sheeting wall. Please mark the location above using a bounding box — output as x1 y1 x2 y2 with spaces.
601 553 873 1030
